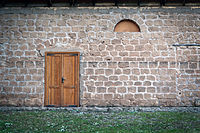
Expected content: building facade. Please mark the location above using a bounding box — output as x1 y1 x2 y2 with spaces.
0 7 200 107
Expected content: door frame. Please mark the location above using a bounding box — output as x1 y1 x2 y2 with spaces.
44 52 80 107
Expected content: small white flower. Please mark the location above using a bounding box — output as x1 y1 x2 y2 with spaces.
5 123 13 127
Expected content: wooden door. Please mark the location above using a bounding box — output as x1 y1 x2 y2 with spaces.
45 52 80 107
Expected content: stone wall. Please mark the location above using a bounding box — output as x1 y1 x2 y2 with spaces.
0 7 199 107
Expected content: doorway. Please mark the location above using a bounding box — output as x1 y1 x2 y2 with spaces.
45 52 80 107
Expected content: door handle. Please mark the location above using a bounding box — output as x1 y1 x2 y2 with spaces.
61 77 65 83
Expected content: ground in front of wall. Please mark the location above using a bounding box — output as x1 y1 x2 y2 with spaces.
0 111 200 132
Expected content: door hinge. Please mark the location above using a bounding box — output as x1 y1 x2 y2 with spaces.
47 53 55 56
69 53 78 56
46 105 55 107
68 105 77 107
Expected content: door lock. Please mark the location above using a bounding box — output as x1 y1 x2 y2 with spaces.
61 77 65 83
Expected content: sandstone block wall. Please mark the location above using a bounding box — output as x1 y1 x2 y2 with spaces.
0 7 199 107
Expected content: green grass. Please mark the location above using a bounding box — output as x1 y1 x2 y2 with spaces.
0 110 200 133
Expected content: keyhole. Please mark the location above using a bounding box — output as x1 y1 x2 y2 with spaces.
62 77 65 83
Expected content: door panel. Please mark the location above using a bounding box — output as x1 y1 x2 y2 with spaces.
46 54 62 106
45 52 79 107
50 56 61 87
49 87 61 106
63 89 75 106
63 55 75 88
63 55 77 106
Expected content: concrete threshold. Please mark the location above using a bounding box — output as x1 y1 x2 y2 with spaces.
0 106 200 113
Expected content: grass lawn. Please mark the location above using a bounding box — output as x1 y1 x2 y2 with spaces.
0 110 200 133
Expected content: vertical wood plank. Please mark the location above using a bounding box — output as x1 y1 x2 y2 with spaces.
45 53 49 106
76 53 80 106
63 54 75 106
75 53 80 106
45 53 62 106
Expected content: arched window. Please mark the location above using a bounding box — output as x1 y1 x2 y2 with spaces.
114 19 140 32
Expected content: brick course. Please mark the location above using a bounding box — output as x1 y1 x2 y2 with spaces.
0 7 199 107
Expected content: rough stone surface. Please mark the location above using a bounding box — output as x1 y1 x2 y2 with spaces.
0 7 200 107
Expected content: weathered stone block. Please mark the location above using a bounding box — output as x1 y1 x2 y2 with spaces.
95 69 104 75
105 69 113 76
108 62 117 68
159 62 168 68
117 87 126 93
107 87 116 93
115 45 124 51
119 75 128 81
138 87 146 92
109 76 118 81
25 61 34 68
134 94 143 99
147 87 156 93
118 62 129 68
104 94 113 100
97 87 106 93
94 94 102 100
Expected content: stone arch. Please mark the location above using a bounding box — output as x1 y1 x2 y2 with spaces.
114 19 141 32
